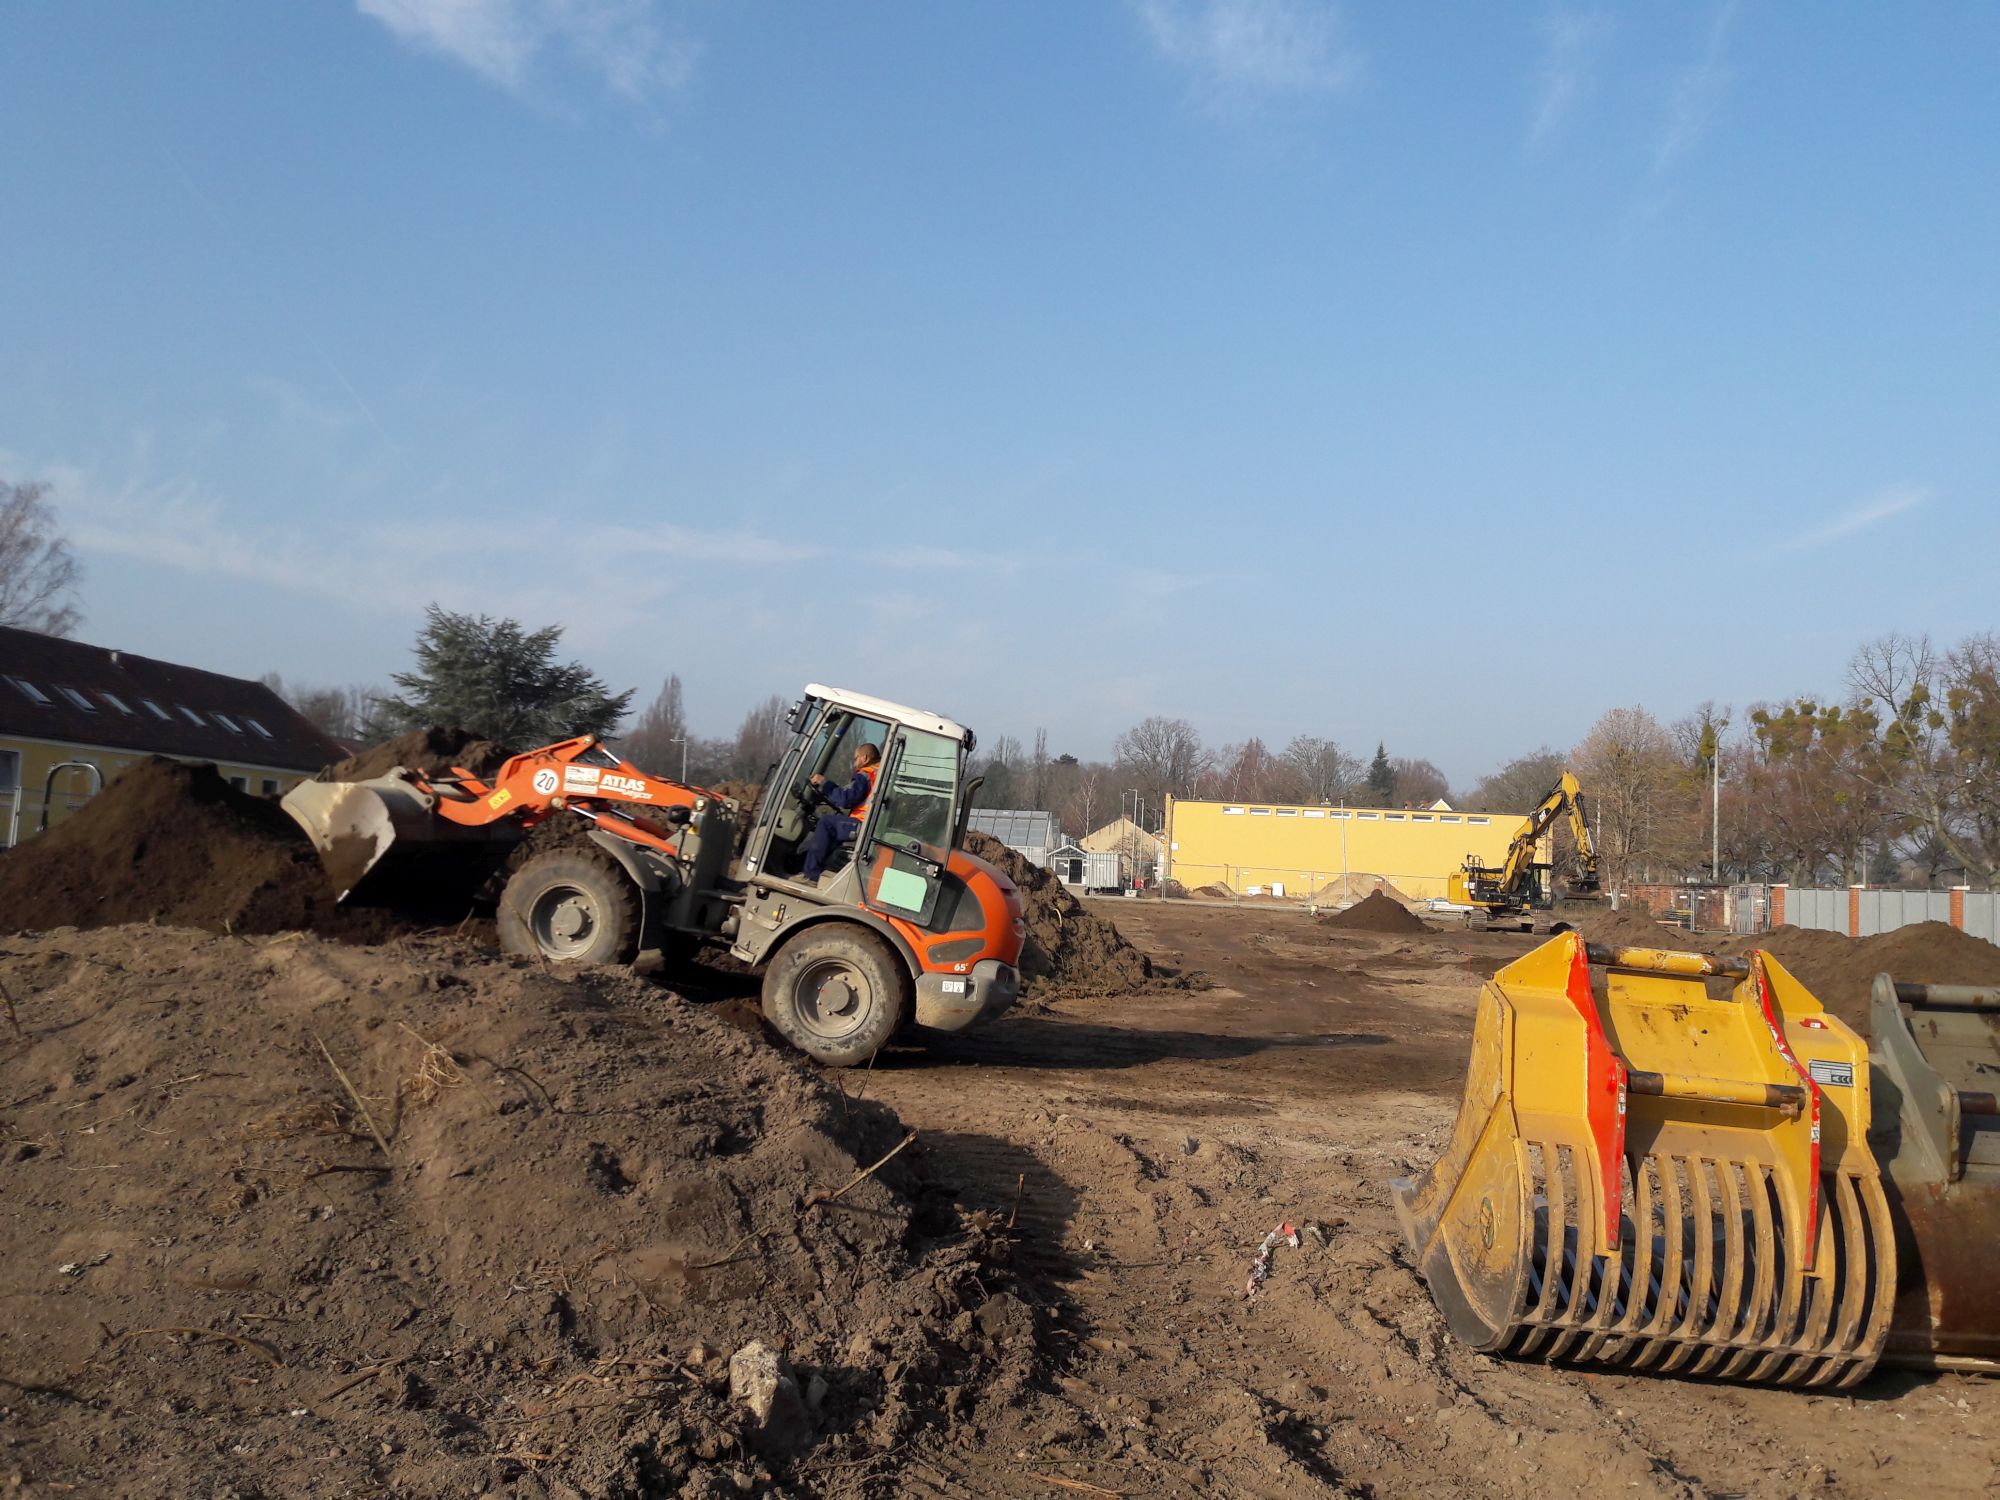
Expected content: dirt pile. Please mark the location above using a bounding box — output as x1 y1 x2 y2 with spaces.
1728 921 2000 1033
1194 882 1233 899
0 758 386 939
962 832 1155 994
318 726 514 783
1310 874 1416 909
1321 890 1428 933
1578 905 1679 947
2 927 1053 1496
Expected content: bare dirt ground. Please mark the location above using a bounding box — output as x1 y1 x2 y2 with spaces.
8 900 2000 1497
845 901 2000 1499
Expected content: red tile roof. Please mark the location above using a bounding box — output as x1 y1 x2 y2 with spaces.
0 625 344 772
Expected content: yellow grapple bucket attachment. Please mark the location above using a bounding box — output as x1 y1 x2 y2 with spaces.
1394 934 1894 1386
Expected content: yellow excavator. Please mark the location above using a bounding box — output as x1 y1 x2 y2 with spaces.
1448 770 1600 930
1395 935 2000 1386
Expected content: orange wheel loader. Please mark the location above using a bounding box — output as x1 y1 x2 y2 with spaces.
281 685 1026 1067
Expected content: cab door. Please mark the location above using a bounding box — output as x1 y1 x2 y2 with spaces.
856 727 960 928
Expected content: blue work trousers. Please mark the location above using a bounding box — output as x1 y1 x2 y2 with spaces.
801 814 859 878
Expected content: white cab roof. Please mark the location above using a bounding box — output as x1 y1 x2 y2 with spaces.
808 683 971 743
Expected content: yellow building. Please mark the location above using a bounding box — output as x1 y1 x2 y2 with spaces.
1163 795 1522 900
0 625 344 846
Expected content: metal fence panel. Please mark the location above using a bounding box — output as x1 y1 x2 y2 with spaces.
1860 889 1957 934
1790 887 1844 932
1968 893 2000 944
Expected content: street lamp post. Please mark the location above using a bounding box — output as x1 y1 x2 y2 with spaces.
670 736 688 783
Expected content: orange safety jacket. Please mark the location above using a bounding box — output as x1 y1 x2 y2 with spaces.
828 762 878 824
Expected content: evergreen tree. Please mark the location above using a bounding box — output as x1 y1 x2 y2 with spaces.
1366 741 1395 802
376 605 632 745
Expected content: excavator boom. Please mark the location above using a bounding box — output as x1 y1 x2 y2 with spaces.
1451 770 1600 922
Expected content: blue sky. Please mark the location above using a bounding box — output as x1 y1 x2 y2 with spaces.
3 2 1995 787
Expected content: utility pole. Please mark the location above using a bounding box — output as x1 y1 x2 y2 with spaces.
1712 750 1721 883
671 736 688 783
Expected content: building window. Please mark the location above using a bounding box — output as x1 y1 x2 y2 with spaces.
244 717 274 738
261 778 280 796
1411 813 1432 822
1468 816 1490 825
177 705 206 727
212 712 242 733
229 775 249 792
1275 808 1297 817
0 748 17 792
1303 808 1327 818
1356 811 1380 820
55 686 100 713
1386 813 1407 820
141 699 171 720
1223 806 1246 815
99 691 134 714
6 676 51 705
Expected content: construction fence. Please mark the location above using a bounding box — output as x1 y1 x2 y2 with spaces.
1729 883 1998 943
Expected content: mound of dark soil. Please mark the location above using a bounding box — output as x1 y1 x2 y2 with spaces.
962 832 1155 995
1321 890 1427 934
0 758 391 939
1 928 1055 1496
1194 883 1233 899
1729 921 2000 1034
318 726 513 783
1578 905 1681 948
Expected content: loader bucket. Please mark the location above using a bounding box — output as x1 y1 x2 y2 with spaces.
1394 934 1895 1386
1868 976 2000 1372
281 773 505 900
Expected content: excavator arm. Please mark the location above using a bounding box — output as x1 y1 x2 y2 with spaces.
1458 771 1600 913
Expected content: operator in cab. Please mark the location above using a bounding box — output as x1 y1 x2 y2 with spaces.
800 742 880 881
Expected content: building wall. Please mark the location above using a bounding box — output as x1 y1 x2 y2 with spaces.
1163 796 1522 900
0 733 314 846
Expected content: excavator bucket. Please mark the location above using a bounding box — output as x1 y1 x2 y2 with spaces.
1394 934 1895 1386
1869 976 2000 1372
282 773 508 900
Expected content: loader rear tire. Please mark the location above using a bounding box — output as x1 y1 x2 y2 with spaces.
497 850 641 966
761 926 907 1067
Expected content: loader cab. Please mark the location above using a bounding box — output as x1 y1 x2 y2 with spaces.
739 685 973 928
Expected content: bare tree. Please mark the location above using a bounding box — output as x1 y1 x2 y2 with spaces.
1029 727 1050 810
1467 747 1565 813
620 674 690 777
1391 757 1451 808
263 673 384 742
1064 762 1105 836
1846 632 1995 885
0 480 83 637
1573 706 1692 889
1277 735 1361 805
729 694 788 780
1113 715 1209 810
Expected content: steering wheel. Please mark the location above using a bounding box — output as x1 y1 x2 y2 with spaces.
795 778 830 811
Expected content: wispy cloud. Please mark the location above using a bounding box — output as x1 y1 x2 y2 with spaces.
1786 484 1930 551
1131 0 1362 102
355 0 698 102
1528 10 1610 149
1652 2 1735 175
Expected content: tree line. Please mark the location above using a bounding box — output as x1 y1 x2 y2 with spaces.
9 478 1996 887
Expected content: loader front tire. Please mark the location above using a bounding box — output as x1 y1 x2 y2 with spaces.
497 851 641 966
761 926 907 1067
